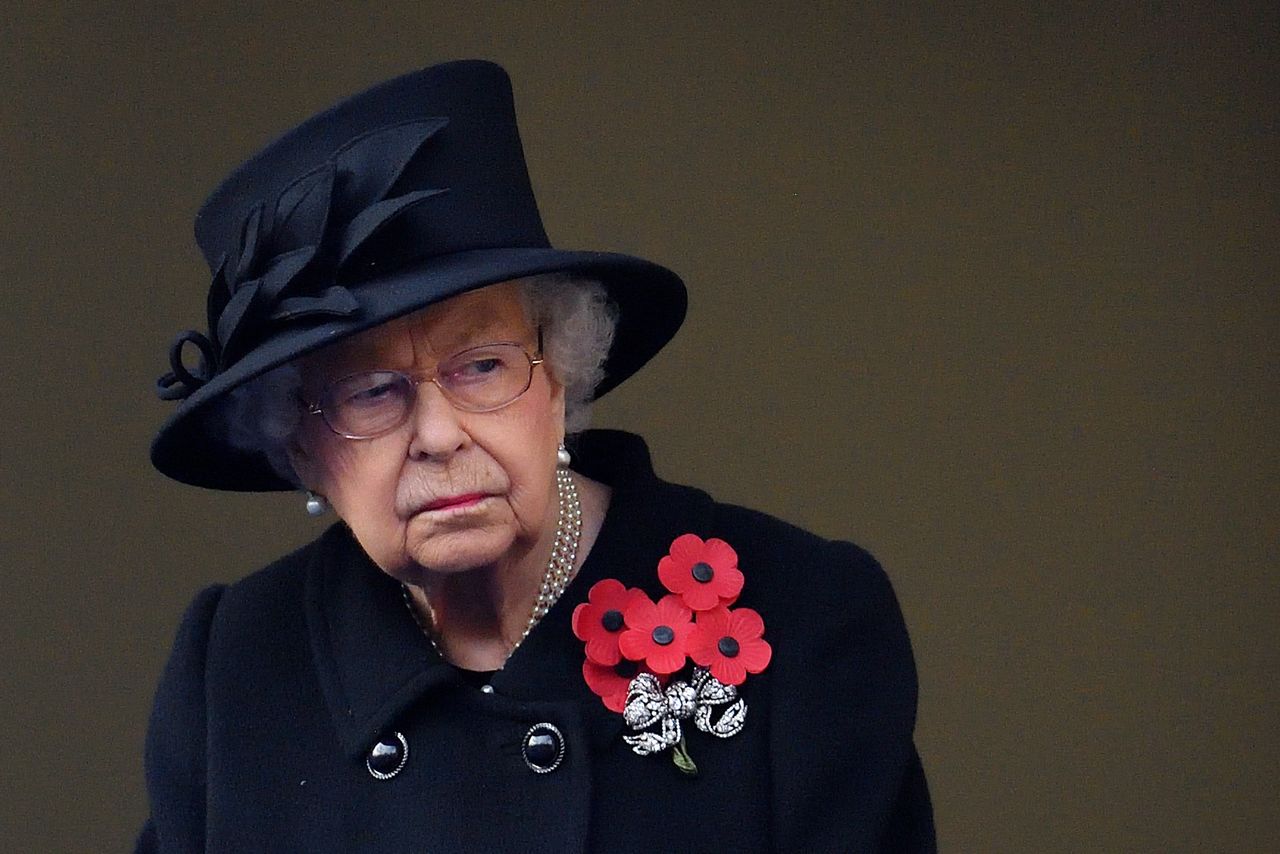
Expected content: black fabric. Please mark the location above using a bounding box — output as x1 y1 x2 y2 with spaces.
137 431 935 852
454 667 498 689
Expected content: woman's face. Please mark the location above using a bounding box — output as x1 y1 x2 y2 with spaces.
289 281 566 580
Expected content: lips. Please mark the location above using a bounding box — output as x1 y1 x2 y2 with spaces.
420 493 489 512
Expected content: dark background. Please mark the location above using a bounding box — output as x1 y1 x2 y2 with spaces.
3 3 1276 851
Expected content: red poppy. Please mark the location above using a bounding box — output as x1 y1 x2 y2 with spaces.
657 533 744 611
688 606 772 686
618 593 695 674
572 579 647 666
582 658 658 712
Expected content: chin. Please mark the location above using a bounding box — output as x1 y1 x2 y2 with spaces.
406 528 517 575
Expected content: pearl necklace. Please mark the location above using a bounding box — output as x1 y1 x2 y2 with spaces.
400 467 582 662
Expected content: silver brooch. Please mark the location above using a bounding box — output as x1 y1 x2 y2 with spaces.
621 667 747 773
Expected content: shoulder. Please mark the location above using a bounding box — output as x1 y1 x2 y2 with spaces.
150 525 346 718
706 499 897 624
152 526 337 680
225 524 336 598
697 495 919 716
142 527 345 850
696 497 928 845
147 526 347 746
629 463 902 633
185 523 344 631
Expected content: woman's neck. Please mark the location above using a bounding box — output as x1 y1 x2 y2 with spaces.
405 472 611 671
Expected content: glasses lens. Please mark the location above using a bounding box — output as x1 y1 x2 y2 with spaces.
436 343 533 411
322 371 412 438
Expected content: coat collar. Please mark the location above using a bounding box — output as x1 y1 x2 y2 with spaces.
305 430 716 759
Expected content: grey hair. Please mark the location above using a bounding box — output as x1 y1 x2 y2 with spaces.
215 274 618 486
517 273 617 433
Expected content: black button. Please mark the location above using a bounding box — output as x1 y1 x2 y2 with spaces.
691 561 715 583
652 625 675 645
522 722 565 773
601 609 624 632
717 636 741 657
366 731 409 780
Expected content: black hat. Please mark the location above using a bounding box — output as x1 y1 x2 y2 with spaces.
151 60 686 491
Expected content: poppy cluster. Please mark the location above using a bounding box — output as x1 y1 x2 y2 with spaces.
573 534 772 711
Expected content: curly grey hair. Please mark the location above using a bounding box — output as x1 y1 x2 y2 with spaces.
215 273 618 486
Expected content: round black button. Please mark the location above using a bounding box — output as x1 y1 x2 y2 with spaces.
601 609 624 632
522 722 565 774
691 561 715 583
717 636 741 658
651 625 675 645
366 731 408 780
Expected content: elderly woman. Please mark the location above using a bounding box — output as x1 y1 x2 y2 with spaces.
139 61 934 852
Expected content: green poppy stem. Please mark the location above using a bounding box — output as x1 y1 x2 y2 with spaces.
672 735 698 777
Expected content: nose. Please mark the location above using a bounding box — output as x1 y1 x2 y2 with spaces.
406 380 469 460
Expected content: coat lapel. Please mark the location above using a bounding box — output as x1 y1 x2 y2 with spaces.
305 524 455 759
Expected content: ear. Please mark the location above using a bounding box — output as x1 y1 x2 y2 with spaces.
286 434 322 493
547 374 567 445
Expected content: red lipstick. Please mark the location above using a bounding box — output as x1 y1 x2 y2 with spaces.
421 493 488 512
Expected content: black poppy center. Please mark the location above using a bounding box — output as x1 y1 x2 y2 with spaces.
613 660 639 679
651 625 675 646
600 609 624 632
691 561 715 583
717 636 741 658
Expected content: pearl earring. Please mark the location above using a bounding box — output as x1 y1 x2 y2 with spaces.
305 490 329 516
556 443 571 467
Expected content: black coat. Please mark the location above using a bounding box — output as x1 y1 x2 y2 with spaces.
137 431 934 852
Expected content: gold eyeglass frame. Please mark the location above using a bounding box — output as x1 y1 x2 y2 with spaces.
304 329 545 440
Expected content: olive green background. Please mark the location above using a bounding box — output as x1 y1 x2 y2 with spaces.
2 3 1276 851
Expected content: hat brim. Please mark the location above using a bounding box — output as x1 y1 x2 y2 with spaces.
150 247 686 491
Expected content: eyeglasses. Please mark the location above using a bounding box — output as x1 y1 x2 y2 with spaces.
305 339 544 439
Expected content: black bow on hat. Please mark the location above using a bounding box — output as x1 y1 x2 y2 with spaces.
151 60 686 491
157 119 448 400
